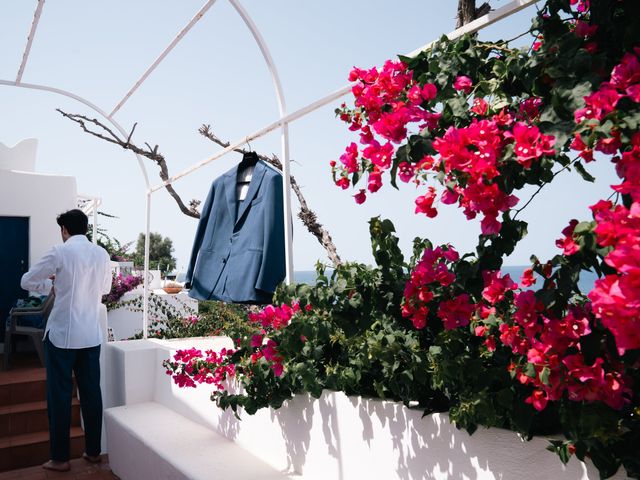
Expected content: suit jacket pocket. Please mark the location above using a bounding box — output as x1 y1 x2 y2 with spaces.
192 250 225 297
226 249 263 301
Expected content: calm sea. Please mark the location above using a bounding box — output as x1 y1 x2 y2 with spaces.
294 266 598 293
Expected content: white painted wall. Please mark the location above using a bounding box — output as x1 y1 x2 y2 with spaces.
0 139 77 271
105 338 630 480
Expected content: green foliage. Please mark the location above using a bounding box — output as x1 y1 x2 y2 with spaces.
127 297 249 340
132 232 177 273
87 222 134 262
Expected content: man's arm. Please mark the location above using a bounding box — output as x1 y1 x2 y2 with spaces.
21 249 57 295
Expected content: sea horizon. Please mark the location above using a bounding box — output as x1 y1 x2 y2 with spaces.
294 266 598 293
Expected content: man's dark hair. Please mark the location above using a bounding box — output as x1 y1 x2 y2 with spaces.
56 209 89 236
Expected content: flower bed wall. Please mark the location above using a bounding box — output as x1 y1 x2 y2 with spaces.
104 337 628 480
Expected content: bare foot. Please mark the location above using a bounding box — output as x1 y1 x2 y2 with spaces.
42 460 71 471
82 452 102 464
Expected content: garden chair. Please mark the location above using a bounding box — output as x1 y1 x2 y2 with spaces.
3 292 55 370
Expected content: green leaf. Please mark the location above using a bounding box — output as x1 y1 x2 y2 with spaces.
539 366 550 386
492 60 507 78
429 345 442 356
573 161 595 182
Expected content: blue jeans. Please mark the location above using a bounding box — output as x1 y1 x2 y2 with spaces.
43 336 102 461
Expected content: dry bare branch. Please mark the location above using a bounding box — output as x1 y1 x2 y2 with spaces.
57 109 200 219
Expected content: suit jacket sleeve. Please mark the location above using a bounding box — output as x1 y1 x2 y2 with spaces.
255 172 286 293
185 181 216 287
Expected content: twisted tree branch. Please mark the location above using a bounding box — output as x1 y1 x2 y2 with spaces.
57 109 201 218
199 125 342 266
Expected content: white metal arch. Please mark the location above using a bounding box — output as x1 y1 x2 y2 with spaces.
0 79 152 190
2 0 540 340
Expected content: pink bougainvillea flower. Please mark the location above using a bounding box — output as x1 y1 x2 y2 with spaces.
555 236 580 255
359 125 375 145
610 52 640 90
555 219 580 255
335 177 350 190
574 20 598 39
416 154 435 171
475 325 488 337
373 109 410 143
339 142 359 173
453 75 473 94
482 270 517 304
575 84 622 122
627 84 640 103
520 268 536 287
481 215 502 236
441 188 459 205
519 97 543 121
271 362 284 377
532 36 543 52
507 122 556 168
570 134 594 162
569 0 589 13
589 274 640 354
485 336 497 351
415 187 438 217
471 97 488 116
397 162 415 183
407 84 423 104
364 141 395 169
441 246 460 262
367 168 383 193
354 189 367 204
421 83 438 102
526 389 548 411
437 294 475 329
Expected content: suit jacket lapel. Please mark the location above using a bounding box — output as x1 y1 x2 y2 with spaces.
224 167 238 221
236 161 266 224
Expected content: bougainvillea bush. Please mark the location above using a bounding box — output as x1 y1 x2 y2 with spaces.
165 1 640 477
102 274 143 311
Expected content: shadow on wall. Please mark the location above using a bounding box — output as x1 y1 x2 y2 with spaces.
217 406 241 441
355 395 599 480
319 393 344 480
273 393 315 476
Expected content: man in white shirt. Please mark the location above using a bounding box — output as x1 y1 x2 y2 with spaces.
21 209 112 472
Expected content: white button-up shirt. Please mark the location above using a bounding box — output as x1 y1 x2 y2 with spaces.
21 235 112 349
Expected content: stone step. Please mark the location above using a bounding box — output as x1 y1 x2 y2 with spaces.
0 426 84 471
0 398 81 438
106 402 299 480
0 367 46 407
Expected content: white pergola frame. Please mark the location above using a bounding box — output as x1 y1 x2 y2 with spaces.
1 0 540 339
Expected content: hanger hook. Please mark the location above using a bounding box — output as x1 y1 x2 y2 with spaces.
245 136 252 152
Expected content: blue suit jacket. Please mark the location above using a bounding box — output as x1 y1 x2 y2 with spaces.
186 160 285 303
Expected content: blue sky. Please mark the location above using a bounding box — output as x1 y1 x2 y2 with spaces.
0 1 618 273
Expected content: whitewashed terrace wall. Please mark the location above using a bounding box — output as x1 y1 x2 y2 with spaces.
105 338 629 480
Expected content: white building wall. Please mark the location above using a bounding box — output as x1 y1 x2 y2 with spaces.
0 139 77 269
